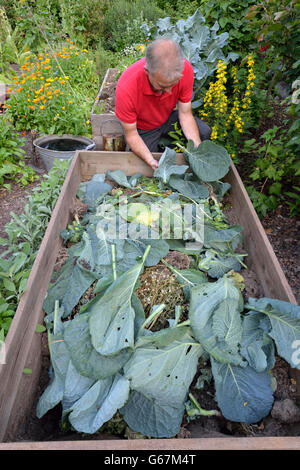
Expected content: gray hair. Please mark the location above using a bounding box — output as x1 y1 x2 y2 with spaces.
145 37 184 81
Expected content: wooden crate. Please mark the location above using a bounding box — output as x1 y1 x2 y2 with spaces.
0 151 298 450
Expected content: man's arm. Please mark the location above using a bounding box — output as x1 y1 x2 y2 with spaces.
121 121 158 170
178 100 201 147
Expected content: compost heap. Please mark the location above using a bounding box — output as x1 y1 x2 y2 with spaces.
37 141 300 438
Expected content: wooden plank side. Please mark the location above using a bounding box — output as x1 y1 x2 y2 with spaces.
225 162 297 304
1 436 300 451
0 155 81 442
90 68 122 150
78 151 187 180
4 330 42 441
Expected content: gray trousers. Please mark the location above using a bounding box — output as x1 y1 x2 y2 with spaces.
137 110 211 152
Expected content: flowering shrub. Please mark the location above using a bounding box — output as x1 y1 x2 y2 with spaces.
199 56 256 146
5 40 99 136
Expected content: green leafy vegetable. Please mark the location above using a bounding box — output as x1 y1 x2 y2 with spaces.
180 140 231 182
211 358 274 424
245 298 300 370
88 246 151 356
189 276 246 365
154 147 188 184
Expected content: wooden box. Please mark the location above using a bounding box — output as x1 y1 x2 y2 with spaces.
90 68 124 150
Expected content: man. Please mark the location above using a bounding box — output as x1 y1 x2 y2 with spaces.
115 37 211 170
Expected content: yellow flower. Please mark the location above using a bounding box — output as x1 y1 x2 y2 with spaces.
40 105 45 110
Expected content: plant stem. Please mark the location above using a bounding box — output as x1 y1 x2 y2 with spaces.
142 244 151 264
174 305 182 326
111 244 117 281
53 300 60 335
140 304 166 330
188 393 221 417
175 319 190 327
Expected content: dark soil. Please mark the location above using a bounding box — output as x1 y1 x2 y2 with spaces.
0 132 47 255
93 68 119 114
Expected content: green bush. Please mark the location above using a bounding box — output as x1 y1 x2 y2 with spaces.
57 0 110 47
95 42 143 84
157 0 201 22
100 0 165 52
198 0 257 55
0 115 36 188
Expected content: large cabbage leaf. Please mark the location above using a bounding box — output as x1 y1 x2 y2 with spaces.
189 276 246 365
88 247 150 356
124 326 202 405
121 326 202 437
211 358 274 424
240 313 275 373
77 173 111 208
154 147 188 184
65 373 130 434
245 297 300 370
64 312 133 380
106 169 143 189
198 250 241 278
43 258 98 318
37 307 95 419
121 390 185 438
204 224 243 252
182 140 230 182
168 174 209 200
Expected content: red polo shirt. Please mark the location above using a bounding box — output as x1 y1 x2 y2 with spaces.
115 58 194 130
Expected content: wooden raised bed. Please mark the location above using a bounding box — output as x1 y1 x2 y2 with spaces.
0 150 298 450
90 68 124 150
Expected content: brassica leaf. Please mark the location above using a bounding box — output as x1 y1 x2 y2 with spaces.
181 140 230 182
66 374 130 434
240 313 275 373
154 147 188 184
198 250 241 278
121 390 185 438
245 297 300 370
189 276 246 365
168 174 209 200
211 358 274 424
88 247 150 356
64 312 133 380
124 326 202 405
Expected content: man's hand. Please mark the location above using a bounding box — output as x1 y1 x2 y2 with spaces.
146 157 159 170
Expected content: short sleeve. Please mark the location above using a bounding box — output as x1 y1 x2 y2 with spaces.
178 60 194 103
115 84 137 124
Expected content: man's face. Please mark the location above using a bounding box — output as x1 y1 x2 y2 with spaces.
145 68 180 95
